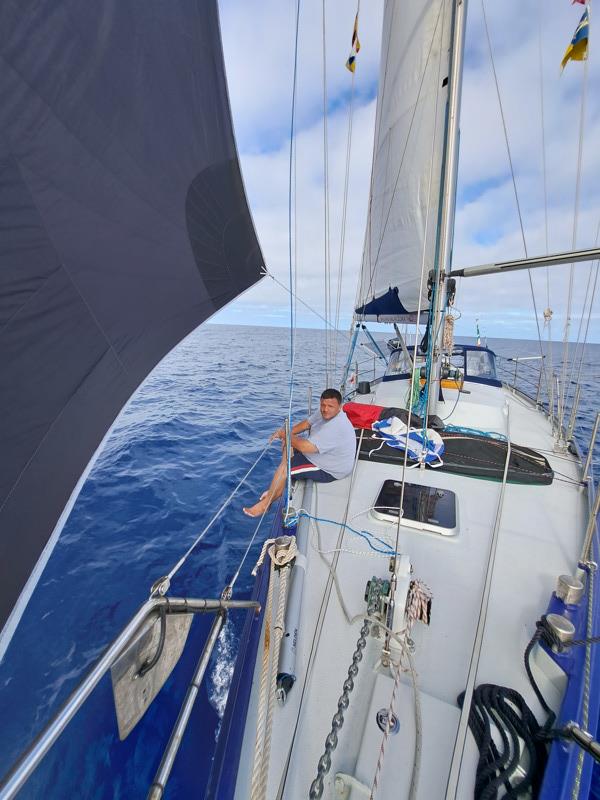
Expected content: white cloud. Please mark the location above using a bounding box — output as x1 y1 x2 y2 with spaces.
217 0 600 343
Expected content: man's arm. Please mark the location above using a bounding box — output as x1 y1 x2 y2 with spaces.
292 419 311 435
290 433 318 454
272 418 311 442
271 419 318 453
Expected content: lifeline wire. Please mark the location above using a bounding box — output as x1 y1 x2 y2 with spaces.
285 0 301 520
565 218 600 412
229 500 273 590
164 441 272 584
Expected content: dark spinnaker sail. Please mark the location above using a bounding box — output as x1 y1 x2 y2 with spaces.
0 1 263 635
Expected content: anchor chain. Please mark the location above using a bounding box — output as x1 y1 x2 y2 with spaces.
308 579 386 799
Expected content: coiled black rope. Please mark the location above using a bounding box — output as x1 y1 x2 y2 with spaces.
461 615 600 799
458 684 547 799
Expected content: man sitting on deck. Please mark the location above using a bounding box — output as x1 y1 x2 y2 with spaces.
243 388 356 517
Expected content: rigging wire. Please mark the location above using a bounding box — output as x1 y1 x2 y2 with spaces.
322 0 332 386
332 1 360 380
560 38 590 435
355 0 395 317
481 0 551 405
381 0 448 670
261 268 351 344
420 4 447 438
538 7 554 405
360 0 445 309
285 0 301 519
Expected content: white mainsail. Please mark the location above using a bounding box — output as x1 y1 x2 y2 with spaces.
356 0 453 322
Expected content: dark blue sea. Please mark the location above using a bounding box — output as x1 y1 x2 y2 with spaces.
1 324 599 799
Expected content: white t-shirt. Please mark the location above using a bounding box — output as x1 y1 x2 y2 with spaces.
306 409 356 479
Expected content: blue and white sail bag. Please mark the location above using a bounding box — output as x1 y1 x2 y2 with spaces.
371 416 445 466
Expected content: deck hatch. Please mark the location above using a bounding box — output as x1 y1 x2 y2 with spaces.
372 480 457 536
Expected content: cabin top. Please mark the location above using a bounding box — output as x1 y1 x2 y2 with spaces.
384 344 502 388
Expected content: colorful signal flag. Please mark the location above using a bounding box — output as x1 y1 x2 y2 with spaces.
561 8 589 70
345 13 361 73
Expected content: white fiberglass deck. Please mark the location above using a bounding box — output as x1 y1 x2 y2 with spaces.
235 378 587 799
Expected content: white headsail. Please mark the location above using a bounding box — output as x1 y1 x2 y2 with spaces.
355 0 453 322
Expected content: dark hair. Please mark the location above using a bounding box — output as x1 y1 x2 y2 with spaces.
321 388 342 404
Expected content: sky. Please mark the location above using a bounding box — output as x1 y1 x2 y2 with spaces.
214 0 600 343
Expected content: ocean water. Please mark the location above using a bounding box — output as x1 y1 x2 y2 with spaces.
0 324 599 798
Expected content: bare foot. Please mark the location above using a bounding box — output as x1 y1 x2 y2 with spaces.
260 491 269 501
243 497 270 517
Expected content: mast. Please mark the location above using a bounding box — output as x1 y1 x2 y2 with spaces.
428 0 468 417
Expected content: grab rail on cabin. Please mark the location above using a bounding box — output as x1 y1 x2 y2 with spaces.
0 595 260 800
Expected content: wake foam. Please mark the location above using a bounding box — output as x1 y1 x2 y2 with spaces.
208 618 238 740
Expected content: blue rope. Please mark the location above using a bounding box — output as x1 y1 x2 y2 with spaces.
291 511 400 556
285 0 301 517
444 424 507 441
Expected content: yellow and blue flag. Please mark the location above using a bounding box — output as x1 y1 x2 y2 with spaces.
561 8 589 70
345 13 361 73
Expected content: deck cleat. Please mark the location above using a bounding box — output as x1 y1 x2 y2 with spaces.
555 574 584 606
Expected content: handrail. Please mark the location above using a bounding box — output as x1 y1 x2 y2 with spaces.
495 357 554 414
0 596 260 800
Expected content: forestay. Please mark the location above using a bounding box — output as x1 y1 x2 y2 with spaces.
355 0 452 321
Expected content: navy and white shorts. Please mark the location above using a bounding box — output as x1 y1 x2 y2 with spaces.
290 452 336 483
